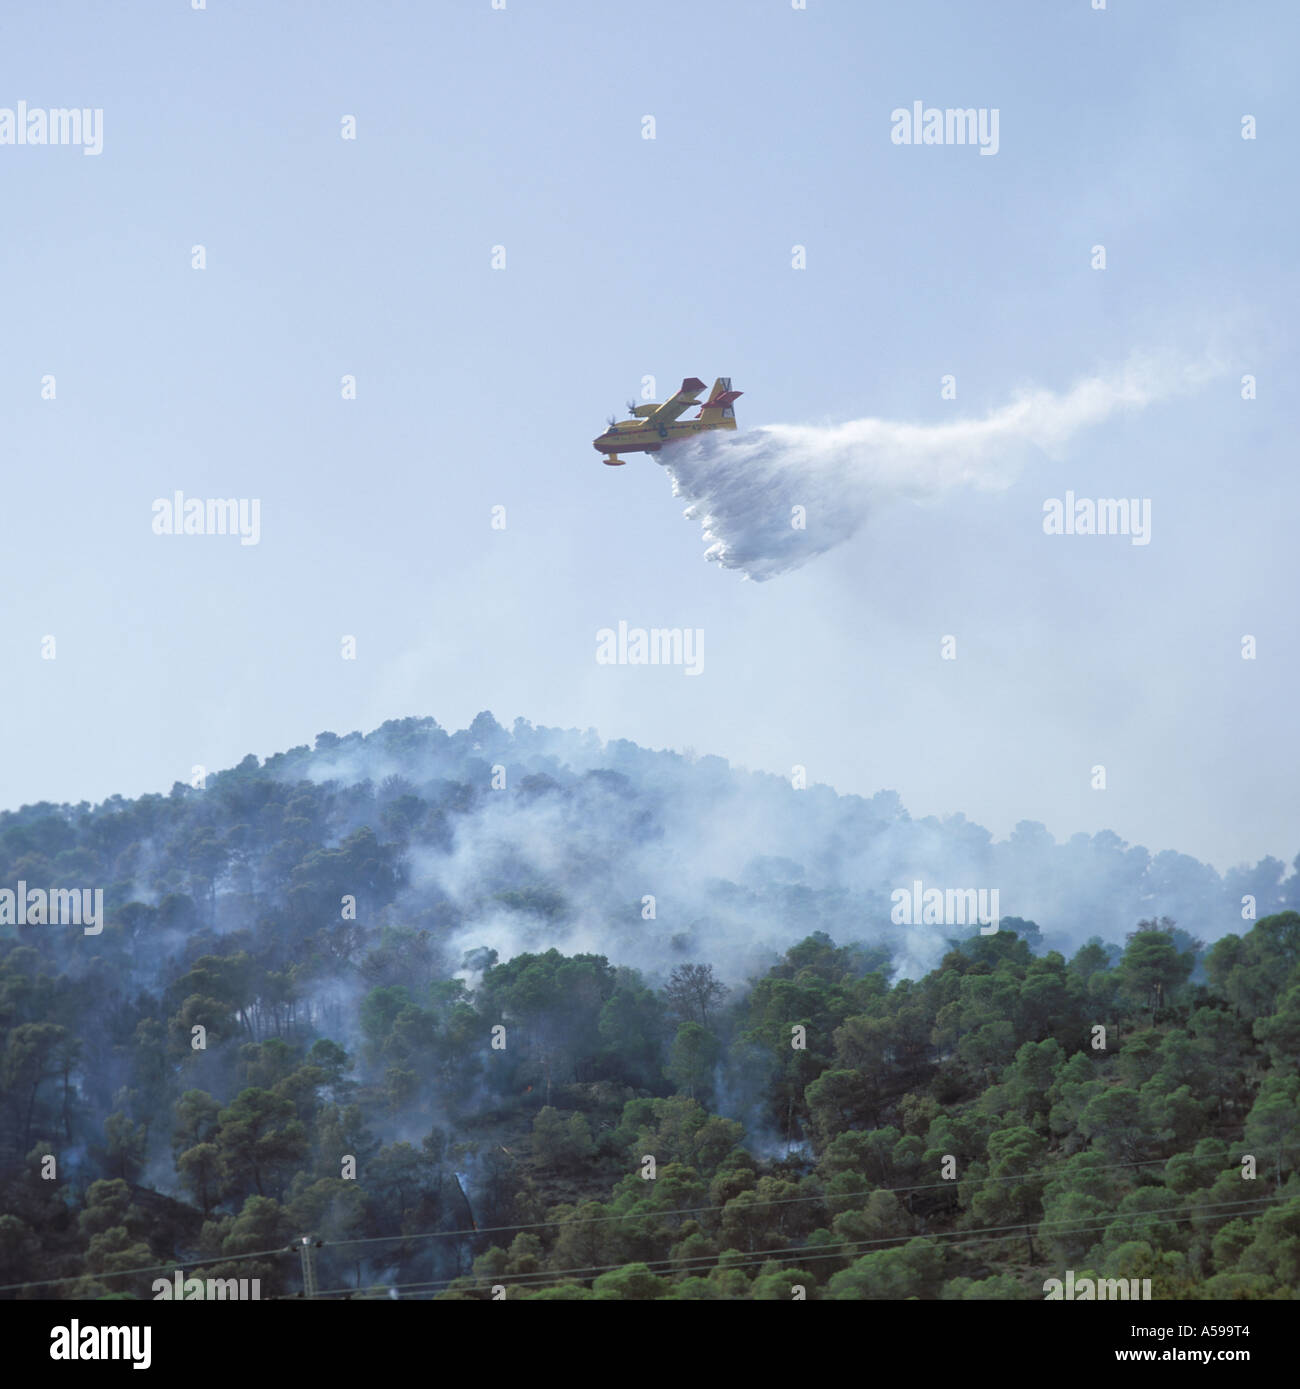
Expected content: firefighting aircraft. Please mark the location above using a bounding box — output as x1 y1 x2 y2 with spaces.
593 376 742 465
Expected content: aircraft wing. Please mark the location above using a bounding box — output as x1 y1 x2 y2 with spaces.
642 377 708 429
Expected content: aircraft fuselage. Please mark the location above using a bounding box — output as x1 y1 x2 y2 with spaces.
592 415 737 461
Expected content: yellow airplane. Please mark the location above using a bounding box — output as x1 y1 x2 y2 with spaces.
593 376 742 466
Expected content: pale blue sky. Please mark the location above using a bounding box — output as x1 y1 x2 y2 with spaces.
2 0 1295 871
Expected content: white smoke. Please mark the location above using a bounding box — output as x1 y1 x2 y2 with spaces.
658 354 1212 580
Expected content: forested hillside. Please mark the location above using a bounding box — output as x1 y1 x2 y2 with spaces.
1 714 1296 1299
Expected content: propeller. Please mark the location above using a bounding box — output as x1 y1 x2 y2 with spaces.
606 414 617 427
626 400 638 415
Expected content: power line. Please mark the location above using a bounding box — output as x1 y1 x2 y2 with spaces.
398 1200 1248 1298
303 1192 1292 1299
314 1147 1300 1252
7 1147 1292 1295
314 1196 1287 1298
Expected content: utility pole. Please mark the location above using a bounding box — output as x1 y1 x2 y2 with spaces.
299 1235 317 1299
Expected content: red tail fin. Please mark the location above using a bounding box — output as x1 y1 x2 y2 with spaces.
699 378 741 420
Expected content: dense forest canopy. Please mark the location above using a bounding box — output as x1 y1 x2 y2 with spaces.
1 713 1297 1299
